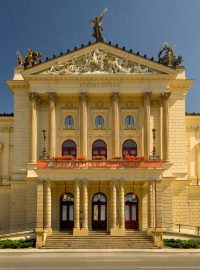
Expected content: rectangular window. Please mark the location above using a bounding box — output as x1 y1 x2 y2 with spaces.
100 205 106 221
125 205 130 221
93 205 98 221
62 205 67 221
69 205 74 221
131 205 136 221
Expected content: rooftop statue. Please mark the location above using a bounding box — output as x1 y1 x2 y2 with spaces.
16 48 42 68
158 42 183 67
90 8 107 42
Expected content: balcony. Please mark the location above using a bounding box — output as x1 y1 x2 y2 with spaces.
37 159 162 169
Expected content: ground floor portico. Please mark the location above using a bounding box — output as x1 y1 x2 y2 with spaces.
33 177 163 248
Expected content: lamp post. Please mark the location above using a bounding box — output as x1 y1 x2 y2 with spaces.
150 128 160 160
39 129 50 160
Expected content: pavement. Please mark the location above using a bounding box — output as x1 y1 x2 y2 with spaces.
0 248 200 253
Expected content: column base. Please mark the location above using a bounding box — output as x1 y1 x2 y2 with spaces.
44 228 52 236
153 228 163 248
117 227 126 236
73 228 81 236
147 227 154 236
110 227 119 236
35 228 44 249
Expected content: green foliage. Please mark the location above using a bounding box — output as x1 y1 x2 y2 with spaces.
0 238 35 249
164 238 200 249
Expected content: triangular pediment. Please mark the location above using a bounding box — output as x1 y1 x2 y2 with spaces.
22 42 178 77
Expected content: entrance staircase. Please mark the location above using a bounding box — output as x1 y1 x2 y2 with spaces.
44 230 155 249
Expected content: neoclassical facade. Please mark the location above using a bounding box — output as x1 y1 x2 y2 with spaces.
0 42 200 248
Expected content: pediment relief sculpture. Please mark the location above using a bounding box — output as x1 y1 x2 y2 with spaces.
39 49 159 75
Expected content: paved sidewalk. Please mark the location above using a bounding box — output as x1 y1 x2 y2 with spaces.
0 248 200 253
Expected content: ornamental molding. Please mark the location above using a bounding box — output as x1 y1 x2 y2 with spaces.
38 49 159 76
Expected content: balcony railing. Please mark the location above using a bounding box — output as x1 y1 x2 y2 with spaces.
37 159 162 169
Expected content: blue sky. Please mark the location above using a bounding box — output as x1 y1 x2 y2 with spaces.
0 0 200 113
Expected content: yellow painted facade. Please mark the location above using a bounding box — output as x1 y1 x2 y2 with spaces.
0 42 199 248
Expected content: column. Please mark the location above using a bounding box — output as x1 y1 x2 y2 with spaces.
110 180 117 235
82 180 88 235
80 93 88 159
73 180 80 235
154 180 163 247
2 127 10 184
119 180 125 235
147 181 154 235
111 92 120 157
143 92 151 158
161 92 171 162
48 92 56 158
44 180 52 236
35 180 44 248
29 93 38 163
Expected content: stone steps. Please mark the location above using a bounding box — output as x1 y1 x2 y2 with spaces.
44 230 155 249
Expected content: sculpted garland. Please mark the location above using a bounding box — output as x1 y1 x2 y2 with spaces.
41 49 157 75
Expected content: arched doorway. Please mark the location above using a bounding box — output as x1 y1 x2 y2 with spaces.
60 193 74 230
92 140 107 159
122 140 137 158
125 193 138 229
62 140 77 157
92 193 107 230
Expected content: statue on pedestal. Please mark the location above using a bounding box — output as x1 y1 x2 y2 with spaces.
90 8 107 42
158 42 183 67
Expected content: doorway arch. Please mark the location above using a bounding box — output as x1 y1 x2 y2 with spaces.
60 193 74 230
92 193 107 230
125 193 138 229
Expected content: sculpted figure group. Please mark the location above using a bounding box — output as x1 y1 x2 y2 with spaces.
16 48 42 68
42 49 157 75
158 44 183 67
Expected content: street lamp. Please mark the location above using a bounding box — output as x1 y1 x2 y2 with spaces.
39 129 50 160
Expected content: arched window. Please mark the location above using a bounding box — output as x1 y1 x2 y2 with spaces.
122 139 137 157
95 115 104 126
65 115 74 126
62 140 77 157
92 140 107 159
125 115 134 126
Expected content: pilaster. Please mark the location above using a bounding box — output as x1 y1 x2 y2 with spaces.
153 180 163 247
143 92 151 158
44 180 52 236
29 92 38 163
118 180 125 235
36 180 44 248
81 180 88 235
80 93 88 159
73 180 80 235
48 92 56 158
110 180 118 235
111 92 120 157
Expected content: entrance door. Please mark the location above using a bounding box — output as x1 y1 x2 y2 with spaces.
60 193 74 230
92 193 107 230
125 193 138 229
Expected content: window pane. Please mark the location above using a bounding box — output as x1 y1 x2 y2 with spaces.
101 205 106 221
125 115 134 125
131 205 136 221
123 150 128 155
69 205 74 221
123 140 137 147
100 150 106 155
63 140 76 147
125 205 130 221
95 115 104 126
130 150 136 155
93 150 98 155
65 116 74 126
93 140 106 147
62 205 67 221
93 205 98 221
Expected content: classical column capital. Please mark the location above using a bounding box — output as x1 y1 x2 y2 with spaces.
48 92 57 102
111 92 120 101
110 179 118 188
82 179 89 187
79 92 88 101
29 92 38 102
161 92 171 101
143 92 152 100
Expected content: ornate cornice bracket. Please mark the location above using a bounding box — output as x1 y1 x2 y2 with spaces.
161 92 171 101
79 92 88 101
111 92 120 101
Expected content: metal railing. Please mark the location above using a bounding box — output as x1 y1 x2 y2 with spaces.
162 222 200 237
0 222 36 237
